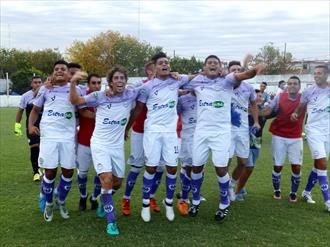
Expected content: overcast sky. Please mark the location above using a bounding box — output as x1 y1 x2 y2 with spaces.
1 0 329 62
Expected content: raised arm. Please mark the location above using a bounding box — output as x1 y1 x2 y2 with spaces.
28 106 41 136
70 71 88 105
234 63 266 81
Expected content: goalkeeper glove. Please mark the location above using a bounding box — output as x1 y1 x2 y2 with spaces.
14 123 23 137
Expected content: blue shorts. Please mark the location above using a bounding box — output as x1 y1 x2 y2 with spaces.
246 148 260 167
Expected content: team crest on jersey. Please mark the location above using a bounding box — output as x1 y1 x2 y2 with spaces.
154 90 159 95
51 95 56 101
106 104 111 109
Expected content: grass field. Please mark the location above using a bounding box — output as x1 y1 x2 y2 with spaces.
0 107 329 247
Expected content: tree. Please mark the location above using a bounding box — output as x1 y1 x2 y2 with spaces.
11 68 46 94
255 43 293 74
170 56 203 74
0 48 62 78
66 30 162 76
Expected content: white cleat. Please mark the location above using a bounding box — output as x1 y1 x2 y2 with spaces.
163 200 175 221
325 201 330 212
229 186 236 202
59 203 70 219
44 205 53 222
301 190 316 204
141 206 151 222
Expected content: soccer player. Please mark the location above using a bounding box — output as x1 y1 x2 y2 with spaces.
68 62 82 81
261 76 305 202
76 73 102 211
70 65 142 235
29 60 79 222
234 89 267 200
135 52 193 222
259 81 270 107
121 61 165 216
291 65 330 212
176 90 197 215
187 55 265 222
226 61 260 201
15 76 42 181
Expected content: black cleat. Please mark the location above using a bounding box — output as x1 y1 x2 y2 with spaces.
188 204 200 217
90 196 99 210
79 196 87 211
215 206 229 223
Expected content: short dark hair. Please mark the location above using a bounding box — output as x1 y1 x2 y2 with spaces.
278 80 285 87
315 65 329 74
68 62 82 69
288 76 301 85
87 73 101 84
53 60 68 69
107 65 127 83
255 89 261 93
31 76 42 81
261 81 267 86
151 52 167 64
204 55 221 65
228 61 241 69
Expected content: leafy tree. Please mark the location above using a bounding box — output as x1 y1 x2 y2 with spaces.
170 56 203 74
10 68 46 94
255 43 293 74
66 30 162 76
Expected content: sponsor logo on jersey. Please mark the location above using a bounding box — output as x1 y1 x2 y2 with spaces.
152 100 176 110
47 110 73 119
231 103 248 112
311 106 330 114
199 100 224 108
102 117 127 125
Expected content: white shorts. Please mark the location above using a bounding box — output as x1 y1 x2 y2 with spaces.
76 143 94 173
272 135 303 166
91 143 125 178
229 131 250 159
143 132 179 167
127 131 145 168
192 132 231 167
179 134 194 167
38 140 76 169
307 134 329 160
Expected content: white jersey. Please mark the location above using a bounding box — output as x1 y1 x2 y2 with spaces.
19 90 35 109
301 84 330 135
85 89 139 147
231 81 256 132
177 92 197 137
138 75 189 133
33 84 79 142
185 73 238 134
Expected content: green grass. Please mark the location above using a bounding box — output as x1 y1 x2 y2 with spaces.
0 107 329 247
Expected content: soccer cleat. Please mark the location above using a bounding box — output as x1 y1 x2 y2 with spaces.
44 204 53 222
289 193 298 203
301 190 316 204
121 198 131 216
273 190 282 200
234 194 244 201
163 200 175 221
325 201 330 212
240 188 248 196
150 198 161 212
215 206 230 223
97 204 105 218
90 196 99 210
79 196 87 211
33 173 41 182
229 186 236 201
188 204 200 217
200 194 207 202
106 222 120 236
39 194 46 213
141 205 151 222
177 201 189 216
58 203 70 219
